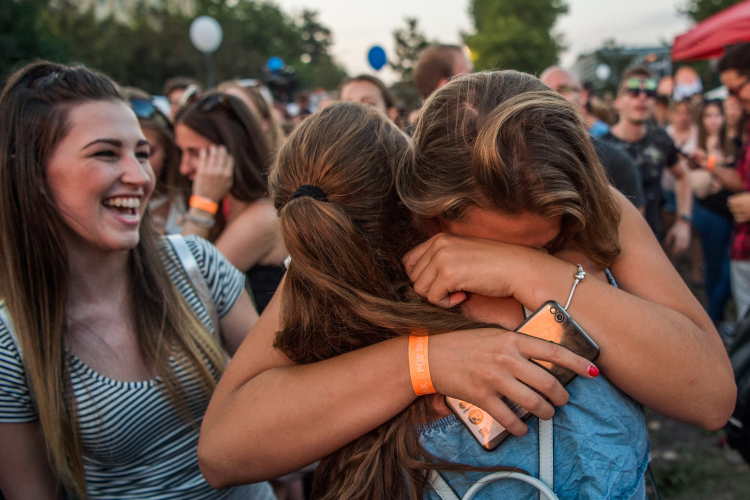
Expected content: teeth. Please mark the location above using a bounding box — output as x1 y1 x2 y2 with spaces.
103 197 141 208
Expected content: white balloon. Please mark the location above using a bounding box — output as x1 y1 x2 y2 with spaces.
190 16 223 54
595 63 611 81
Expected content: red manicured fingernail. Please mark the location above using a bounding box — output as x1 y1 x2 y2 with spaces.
588 366 599 377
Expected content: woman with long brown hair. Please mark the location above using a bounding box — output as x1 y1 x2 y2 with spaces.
175 93 287 313
0 62 272 499
200 72 735 498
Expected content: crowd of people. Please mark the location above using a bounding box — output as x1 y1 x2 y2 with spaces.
0 39 748 500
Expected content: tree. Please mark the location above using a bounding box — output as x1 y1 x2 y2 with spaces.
681 0 745 23
464 0 568 74
0 0 346 94
390 18 430 84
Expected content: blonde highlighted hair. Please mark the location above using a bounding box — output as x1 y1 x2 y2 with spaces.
399 70 621 268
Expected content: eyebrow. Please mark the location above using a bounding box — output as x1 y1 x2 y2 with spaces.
82 138 150 149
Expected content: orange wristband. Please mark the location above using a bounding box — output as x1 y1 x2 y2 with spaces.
190 195 219 215
707 155 717 172
408 335 436 396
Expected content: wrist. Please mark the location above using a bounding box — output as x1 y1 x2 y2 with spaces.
677 213 692 224
190 195 220 214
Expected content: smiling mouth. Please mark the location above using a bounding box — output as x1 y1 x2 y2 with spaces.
102 196 141 218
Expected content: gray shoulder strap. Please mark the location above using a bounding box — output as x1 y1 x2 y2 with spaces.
166 235 220 336
0 301 21 357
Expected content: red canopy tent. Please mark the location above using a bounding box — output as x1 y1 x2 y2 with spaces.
672 0 750 62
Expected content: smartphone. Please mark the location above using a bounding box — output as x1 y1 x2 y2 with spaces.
444 301 600 451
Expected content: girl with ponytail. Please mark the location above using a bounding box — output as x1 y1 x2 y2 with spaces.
201 72 735 499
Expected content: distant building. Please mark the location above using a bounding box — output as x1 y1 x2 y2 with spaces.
75 0 195 23
572 44 672 88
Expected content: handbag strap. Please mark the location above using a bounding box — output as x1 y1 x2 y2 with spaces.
428 469 559 500
0 301 20 357
166 235 220 336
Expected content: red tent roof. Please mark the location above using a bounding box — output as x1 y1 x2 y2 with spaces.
672 0 750 62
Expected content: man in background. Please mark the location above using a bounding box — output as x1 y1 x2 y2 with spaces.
413 44 473 101
601 67 693 256
717 43 750 319
540 66 645 212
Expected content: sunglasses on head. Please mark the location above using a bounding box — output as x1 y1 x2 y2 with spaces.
130 98 172 127
198 93 230 112
625 78 657 98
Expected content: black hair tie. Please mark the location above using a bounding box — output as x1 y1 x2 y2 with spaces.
289 185 327 202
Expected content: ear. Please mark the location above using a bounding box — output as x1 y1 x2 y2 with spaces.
437 77 451 90
388 107 399 123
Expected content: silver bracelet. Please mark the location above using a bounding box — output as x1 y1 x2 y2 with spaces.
184 212 216 228
564 265 586 310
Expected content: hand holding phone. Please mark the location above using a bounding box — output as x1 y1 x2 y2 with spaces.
445 301 599 451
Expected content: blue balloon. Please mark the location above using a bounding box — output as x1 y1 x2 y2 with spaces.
367 46 387 71
267 56 284 72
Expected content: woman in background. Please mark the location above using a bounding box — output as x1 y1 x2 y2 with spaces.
124 87 189 235
175 93 286 313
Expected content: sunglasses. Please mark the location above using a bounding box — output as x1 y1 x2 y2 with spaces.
130 98 173 128
198 93 230 112
625 78 657 98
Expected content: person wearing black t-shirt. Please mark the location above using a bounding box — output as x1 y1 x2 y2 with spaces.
540 66 645 211
602 67 693 256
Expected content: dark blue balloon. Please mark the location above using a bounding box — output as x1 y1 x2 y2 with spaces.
267 56 284 72
367 46 387 71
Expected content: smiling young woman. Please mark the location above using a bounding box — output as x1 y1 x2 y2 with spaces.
0 62 270 500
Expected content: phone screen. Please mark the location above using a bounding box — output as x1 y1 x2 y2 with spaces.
445 301 599 451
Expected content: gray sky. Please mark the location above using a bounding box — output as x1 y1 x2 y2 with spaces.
274 0 693 83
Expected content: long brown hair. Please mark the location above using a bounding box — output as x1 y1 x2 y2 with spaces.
399 70 621 268
0 62 226 499
269 102 519 500
697 99 732 159
218 79 286 152
176 92 271 203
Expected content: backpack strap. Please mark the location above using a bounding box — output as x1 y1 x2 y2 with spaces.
166 235 220 336
538 417 554 493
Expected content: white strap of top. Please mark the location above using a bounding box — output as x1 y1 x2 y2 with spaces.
166 235 220 336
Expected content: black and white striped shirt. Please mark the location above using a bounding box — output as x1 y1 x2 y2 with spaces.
0 236 275 499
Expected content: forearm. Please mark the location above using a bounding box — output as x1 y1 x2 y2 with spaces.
713 165 744 192
199 334 414 487
673 171 693 217
517 261 732 429
507 199 734 429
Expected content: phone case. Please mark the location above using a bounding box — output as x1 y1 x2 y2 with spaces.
445 301 600 451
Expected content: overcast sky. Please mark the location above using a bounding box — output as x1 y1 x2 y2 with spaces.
274 0 694 83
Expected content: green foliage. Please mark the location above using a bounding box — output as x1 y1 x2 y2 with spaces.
464 0 568 74
681 0 745 23
390 18 430 85
0 0 346 95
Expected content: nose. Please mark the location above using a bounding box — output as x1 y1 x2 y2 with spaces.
122 154 154 188
179 154 193 178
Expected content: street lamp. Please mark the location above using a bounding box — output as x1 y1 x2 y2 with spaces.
189 16 223 88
